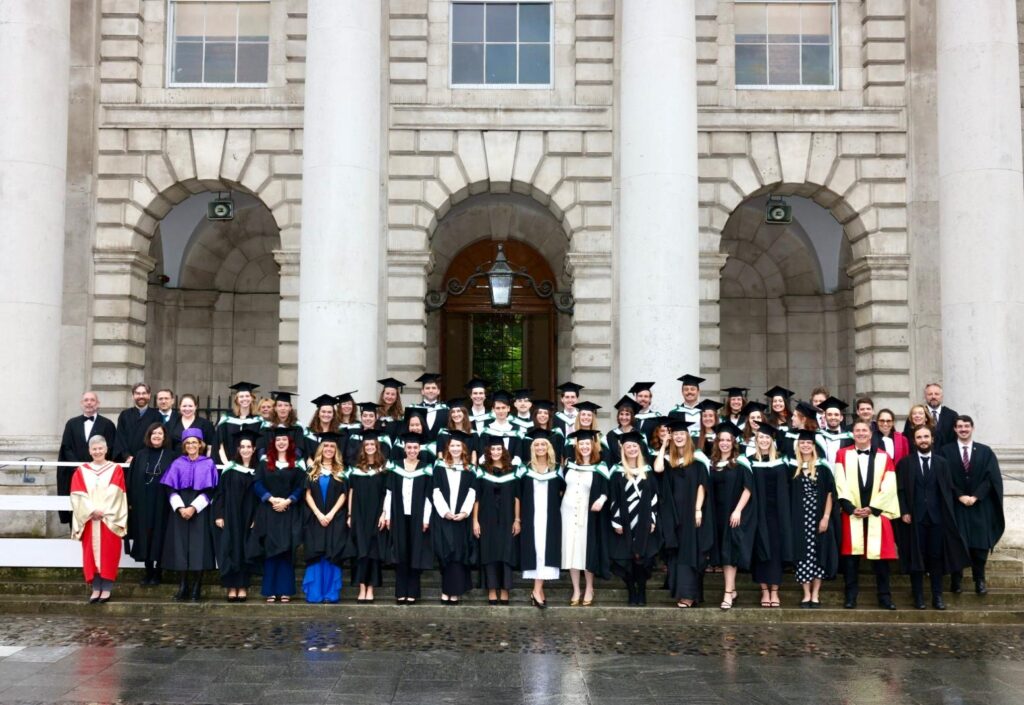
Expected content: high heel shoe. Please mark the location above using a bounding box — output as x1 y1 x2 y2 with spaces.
582 594 594 607
531 594 547 610
499 598 509 605
569 596 580 606
720 591 734 610
488 599 498 605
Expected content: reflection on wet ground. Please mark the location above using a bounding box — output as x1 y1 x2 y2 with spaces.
0 615 1022 704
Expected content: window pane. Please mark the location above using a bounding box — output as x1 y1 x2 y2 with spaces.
485 3 517 42
206 3 238 42
735 44 767 85
766 4 799 43
801 3 832 44
452 3 484 42
239 3 270 42
237 42 269 82
519 43 550 84
801 44 832 85
486 43 516 83
174 3 204 40
452 43 484 83
204 42 237 82
768 43 800 84
173 41 203 82
734 4 766 44
519 3 550 42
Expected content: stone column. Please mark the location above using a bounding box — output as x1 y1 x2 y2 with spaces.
0 3 70 453
937 0 1024 451
618 0 699 398
298 1 383 396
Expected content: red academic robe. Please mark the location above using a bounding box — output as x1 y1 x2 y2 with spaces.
70 462 128 583
834 446 899 560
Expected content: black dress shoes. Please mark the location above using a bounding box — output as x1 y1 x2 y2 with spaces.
879 598 896 611
932 596 947 610
975 580 988 595
843 597 856 609
914 596 926 610
950 575 963 594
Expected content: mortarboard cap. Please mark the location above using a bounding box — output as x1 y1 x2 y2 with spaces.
464 377 489 391
404 408 427 422
567 429 599 443
755 422 779 437
526 428 555 441
446 429 473 444
556 381 584 395
310 394 338 408
233 428 262 445
377 377 406 391
359 430 381 443
445 397 468 409
617 430 645 446
614 395 642 414
334 390 357 404
316 431 344 445
271 426 293 438
491 390 513 405
765 386 795 400
415 373 442 384
696 399 724 413
574 401 601 413
794 400 821 418
483 434 507 447
270 390 294 404
722 386 748 398
513 388 533 400
796 429 818 442
820 396 848 412
531 399 555 412
400 432 424 445
229 381 260 393
628 381 655 395
741 401 769 416
666 419 693 433
357 401 380 414
713 421 743 437
677 374 706 387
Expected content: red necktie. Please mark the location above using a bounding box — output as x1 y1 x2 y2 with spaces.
962 446 970 473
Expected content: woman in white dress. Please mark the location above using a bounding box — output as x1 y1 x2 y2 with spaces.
517 429 563 608
560 430 612 606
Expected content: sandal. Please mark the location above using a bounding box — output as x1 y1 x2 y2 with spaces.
676 600 692 608
720 592 733 610
280 596 290 603
760 589 771 608
770 601 781 608
266 596 277 603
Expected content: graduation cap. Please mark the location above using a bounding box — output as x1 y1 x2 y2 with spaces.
491 390 513 405
666 419 692 433
463 377 489 392
445 429 474 444
359 430 382 442
713 421 742 437
796 429 818 442
513 388 533 400
483 434 507 447
574 401 601 413
696 399 724 413
526 428 556 441
229 381 260 393
310 394 338 408
722 386 748 398
182 427 205 442
677 374 705 387
377 377 406 391
794 400 821 418
270 390 295 404
765 385 795 400
446 397 469 409
316 431 344 445
404 407 427 422
357 401 380 414
614 395 642 414
556 381 584 395
755 422 779 437
820 396 848 412
400 432 424 445
617 430 645 446
415 373 442 385
233 428 262 445
741 401 769 416
567 429 599 443
271 426 294 438
335 390 358 404
531 399 555 412
628 381 655 395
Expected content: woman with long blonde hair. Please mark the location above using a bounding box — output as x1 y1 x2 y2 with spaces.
344 432 388 603
788 430 837 607
518 429 563 608
302 433 348 603
608 432 660 606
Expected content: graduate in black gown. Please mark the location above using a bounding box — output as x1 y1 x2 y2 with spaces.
435 398 473 459
474 390 526 463
304 393 341 460
389 409 437 465
406 373 448 442
160 428 219 602
748 423 793 608
216 382 264 465
125 422 173 586
213 428 259 601
247 427 305 602
696 400 724 456
302 432 348 604
167 394 216 456
529 400 563 464
517 428 563 609
345 402 390 465
788 430 838 607
707 422 756 610
383 433 435 604
605 396 643 466
560 430 613 605
376 377 407 441
344 431 388 602
431 430 478 604
474 436 521 605
113 383 164 462
259 391 307 457
654 419 712 608
510 388 534 433
608 432 661 606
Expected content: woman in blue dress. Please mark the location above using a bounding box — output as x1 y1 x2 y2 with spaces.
302 432 348 603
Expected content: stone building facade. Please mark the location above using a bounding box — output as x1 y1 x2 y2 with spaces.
2 0 1023 509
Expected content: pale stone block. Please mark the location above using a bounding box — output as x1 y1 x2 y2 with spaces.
165 129 196 182
576 18 614 39
255 129 292 152
510 131 544 186
565 156 611 179
272 154 303 177
100 61 140 82
126 129 164 153
456 131 487 185
437 155 468 196
97 153 144 176
729 157 762 197
575 84 613 106
418 130 453 154
389 130 416 154
423 179 448 211
98 129 127 154
532 156 563 199
750 133 782 185
826 158 857 196
578 180 612 204
390 39 427 61
584 132 612 156
576 41 613 61
840 133 877 157
865 63 906 85
101 16 142 37
388 179 422 202
585 205 612 228
699 157 729 181
576 62 612 84
390 154 435 178
192 130 227 181
862 19 906 39
239 153 271 193
483 131 518 189
710 132 747 156
548 131 584 155
864 85 906 107
806 133 839 186
877 133 907 157
221 129 253 183
97 178 132 200
390 18 428 39
390 61 428 82
777 132 812 185
100 39 141 59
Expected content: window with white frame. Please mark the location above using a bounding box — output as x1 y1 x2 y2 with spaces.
451 2 553 87
734 0 837 89
169 0 270 86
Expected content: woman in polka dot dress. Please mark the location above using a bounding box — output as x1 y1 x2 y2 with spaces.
787 430 838 608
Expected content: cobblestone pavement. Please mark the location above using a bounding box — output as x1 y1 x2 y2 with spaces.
0 615 1022 703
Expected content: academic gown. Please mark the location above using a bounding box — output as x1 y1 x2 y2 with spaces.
212 462 259 585
125 446 173 563
344 427 392 465
160 455 219 571
603 428 653 467
607 469 661 574
430 463 478 567
749 456 794 583
708 457 757 570
70 462 128 583
58 414 117 524
245 461 305 562
406 402 449 443
516 465 564 572
475 468 521 569
559 462 613 579
342 468 388 576
475 423 526 463
383 462 435 571
114 407 164 462
259 423 307 457
787 460 839 580
168 416 217 455
216 415 264 461
388 436 438 466
940 442 1005 551
658 455 714 597
895 454 970 574
302 472 349 565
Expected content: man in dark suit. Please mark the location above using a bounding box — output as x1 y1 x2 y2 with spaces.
939 415 1004 595
113 382 164 463
407 373 448 443
153 388 179 426
903 383 957 448
895 426 970 610
57 391 117 525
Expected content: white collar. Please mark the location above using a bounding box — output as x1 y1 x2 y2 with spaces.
958 440 972 449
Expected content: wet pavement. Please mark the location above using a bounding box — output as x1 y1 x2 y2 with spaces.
0 615 1023 704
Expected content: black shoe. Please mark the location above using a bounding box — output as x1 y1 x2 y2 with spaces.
488 599 498 605
174 578 189 602
531 594 547 610
88 595 100 604
879 598 896 611
190 581 202 602
637 584 647 607
914 597 926 610
499 599 510 605
152 570 163 585
975 580 988 595
809 600 820 609
843 598 856 609
799 600 811 609
932 596 947 610
98 596 110 604
950 576 963 594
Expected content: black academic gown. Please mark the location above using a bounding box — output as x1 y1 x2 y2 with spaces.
57 414 117 524
750 457 794 569
343 426 391 465
114 407 164 462
125 446 174 563
895 454 970 574
302 472 349 566
216 416 264 461
246 461 305 562
407 402 449 443
561 462 614 579
212 463 259 584
342 468 387 575
475 468 520 569
787 460 839 580
430 463 478 567
517 465 563 572
940 442 1005 551
383 463 435 571
168 415 217 455
658 457 714 592
162 489 218 572
259 423 307 457
708 458 757 570
607 470 661 573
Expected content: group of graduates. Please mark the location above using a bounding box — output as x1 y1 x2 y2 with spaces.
59 374 1004 611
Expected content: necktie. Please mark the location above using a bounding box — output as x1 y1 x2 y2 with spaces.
962 446 970 473
932 408 939 423
921 456 930 477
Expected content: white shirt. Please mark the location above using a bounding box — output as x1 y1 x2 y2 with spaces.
432 465 476 516
856 448 870 486
382 478 432 525
958 441 973 461
83 416 95 441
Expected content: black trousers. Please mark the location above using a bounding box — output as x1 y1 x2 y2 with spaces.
440 562 471 597
482 562 513 591
394 519 422 599
952 548 989 584
354 557 381 587
843 555 891 601
911 520 945 598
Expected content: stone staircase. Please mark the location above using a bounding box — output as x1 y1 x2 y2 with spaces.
1 553 1022 624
